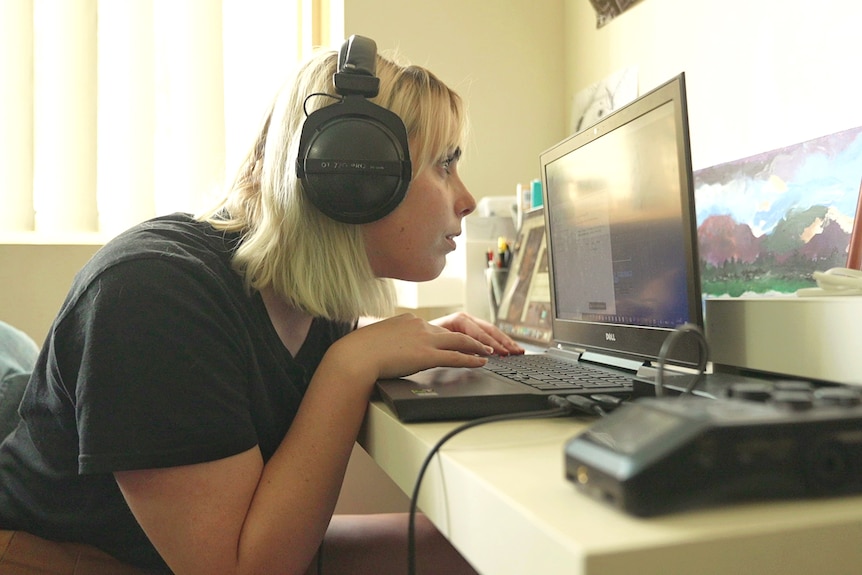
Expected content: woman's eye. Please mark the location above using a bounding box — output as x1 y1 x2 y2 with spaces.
440 148 461 174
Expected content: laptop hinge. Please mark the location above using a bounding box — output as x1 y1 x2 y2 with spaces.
636 362 701 379
579 350 646 373
547 345 584 360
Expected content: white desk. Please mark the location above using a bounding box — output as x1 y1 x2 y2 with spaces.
359 399 862 575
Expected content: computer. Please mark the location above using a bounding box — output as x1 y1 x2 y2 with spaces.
376 73 703 422
494 207 552 350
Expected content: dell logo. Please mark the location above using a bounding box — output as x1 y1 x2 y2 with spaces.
605 332 616 342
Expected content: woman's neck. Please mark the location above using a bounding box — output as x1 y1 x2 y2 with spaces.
260 287 313 357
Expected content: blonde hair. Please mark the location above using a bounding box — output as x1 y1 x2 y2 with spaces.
199 48 467 322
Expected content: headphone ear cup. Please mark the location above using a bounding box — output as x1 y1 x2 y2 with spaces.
295 35 412 224
297 97 411 224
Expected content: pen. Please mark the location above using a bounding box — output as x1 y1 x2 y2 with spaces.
497 237 510 269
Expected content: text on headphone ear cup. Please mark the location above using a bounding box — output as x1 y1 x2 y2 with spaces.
297 97 411 224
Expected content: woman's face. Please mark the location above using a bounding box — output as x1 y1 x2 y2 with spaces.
362 147 476 282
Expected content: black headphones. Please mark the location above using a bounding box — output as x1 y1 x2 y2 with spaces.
295 35 412 224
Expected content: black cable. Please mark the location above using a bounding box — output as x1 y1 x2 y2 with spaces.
560 394 608 417
406 403 575 575
302 92 342 117
654 322 709 397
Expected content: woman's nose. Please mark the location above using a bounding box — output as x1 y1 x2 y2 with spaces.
456 179 476 217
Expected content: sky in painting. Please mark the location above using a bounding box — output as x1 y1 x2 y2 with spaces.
694 126 862 237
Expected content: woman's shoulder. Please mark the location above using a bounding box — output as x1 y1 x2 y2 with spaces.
106 213 238 261
55 214 247 322
79 214 237 284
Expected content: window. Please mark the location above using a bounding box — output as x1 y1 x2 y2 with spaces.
1 0 341 240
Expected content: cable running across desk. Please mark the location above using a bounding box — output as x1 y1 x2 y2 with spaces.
406 402 581 575
405 324 711 573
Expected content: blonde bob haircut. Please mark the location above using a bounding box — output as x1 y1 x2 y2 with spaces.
199 48 467 322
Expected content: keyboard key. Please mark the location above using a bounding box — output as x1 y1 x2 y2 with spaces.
484 354 631 394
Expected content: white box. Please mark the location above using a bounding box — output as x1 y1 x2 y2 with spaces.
392 276 464 309
705 296 862 387
459 215 516 321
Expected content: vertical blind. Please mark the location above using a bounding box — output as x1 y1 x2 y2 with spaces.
1 0 338 239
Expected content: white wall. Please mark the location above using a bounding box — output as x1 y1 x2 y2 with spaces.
564 0 862 173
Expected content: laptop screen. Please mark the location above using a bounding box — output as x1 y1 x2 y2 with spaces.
540 73 703 367
495 208 552 346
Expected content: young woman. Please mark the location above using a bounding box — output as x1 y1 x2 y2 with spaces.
0 41 522 574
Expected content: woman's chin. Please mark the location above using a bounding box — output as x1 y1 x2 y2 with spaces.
392 262 446 283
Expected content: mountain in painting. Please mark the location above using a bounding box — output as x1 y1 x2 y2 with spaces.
698 206 850 296
698 214 762 267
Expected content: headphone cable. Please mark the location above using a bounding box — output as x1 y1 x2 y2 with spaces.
654 323 709 398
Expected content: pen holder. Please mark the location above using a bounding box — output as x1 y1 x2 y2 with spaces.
485 267 509 324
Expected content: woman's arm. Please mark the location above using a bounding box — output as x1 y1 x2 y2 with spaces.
361 311 524 355
115 314 491 575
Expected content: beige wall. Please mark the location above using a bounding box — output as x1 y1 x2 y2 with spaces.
0 243 101 345
343 0 567 202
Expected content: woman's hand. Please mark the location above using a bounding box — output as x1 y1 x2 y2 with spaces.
333 313 495 383
430 311 524 356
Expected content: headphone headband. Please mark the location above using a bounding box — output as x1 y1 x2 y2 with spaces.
334 35 379 97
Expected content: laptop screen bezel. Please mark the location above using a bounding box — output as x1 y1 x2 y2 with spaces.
539 73 704 368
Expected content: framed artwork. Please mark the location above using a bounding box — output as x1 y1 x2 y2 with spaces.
589 0 644 28
695 125 862 297
570 67 638 134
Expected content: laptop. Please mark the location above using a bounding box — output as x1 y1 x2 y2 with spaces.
377 73 704 422
493 207 552 350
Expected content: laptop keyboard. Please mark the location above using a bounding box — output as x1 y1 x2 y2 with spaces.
484 354 633 393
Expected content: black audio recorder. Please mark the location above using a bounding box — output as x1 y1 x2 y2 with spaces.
564 385 862 516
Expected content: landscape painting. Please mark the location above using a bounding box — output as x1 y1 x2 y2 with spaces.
695 125 862 297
